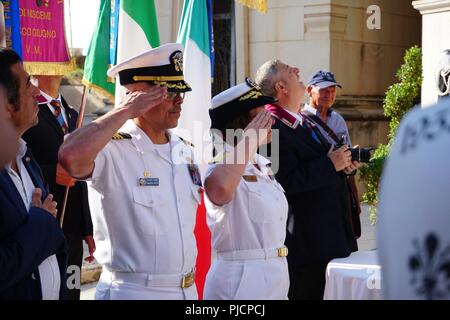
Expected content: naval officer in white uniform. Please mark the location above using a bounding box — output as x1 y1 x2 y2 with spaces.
59 43 202 300
203 79 290 300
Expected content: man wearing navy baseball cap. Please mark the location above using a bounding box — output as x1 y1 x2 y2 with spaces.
304 70 346 144
303 70 362 241
308 70 342 90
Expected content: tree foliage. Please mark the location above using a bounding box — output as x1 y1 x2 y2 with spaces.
359 46 422 224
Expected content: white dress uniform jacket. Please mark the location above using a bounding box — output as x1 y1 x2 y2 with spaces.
87 120 202 300
203 148 290 300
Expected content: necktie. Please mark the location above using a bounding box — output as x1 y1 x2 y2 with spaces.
50 100 68 134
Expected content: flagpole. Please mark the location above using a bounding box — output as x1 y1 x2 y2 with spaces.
60 85 88 228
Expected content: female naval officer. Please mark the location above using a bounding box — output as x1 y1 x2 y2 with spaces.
203 78 289 300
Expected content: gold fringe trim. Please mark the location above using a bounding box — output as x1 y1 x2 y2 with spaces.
236 0 268 13
24 58 77 76
81 78 116 103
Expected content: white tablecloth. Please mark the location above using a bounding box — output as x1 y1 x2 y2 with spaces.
323 250 382 300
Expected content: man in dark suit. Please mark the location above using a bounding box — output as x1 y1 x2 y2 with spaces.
255 60 359 300
22 75 95 300
0 48 67 299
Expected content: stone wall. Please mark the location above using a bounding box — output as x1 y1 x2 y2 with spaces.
330 0 421 96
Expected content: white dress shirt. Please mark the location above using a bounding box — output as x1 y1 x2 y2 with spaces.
6 139 61 300
303 104 352 146
39 90 68 126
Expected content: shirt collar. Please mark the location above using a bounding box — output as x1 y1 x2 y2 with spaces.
6 138 27 171
254 153 271 168
120 120 185 163
285 108 303 123
221 142 272 167
17 138 27 158
38 90 61 105
304 104 333 117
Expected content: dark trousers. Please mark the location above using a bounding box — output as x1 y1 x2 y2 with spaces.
65 232 83 300
288 262 328 300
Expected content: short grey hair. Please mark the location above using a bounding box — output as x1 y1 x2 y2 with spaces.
254 59 283 98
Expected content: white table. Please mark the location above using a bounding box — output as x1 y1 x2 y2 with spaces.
323 250 382 300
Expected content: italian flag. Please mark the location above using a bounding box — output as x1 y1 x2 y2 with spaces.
83 0 160 101
116 0 160 64
115 0 160 101
176 0 214 300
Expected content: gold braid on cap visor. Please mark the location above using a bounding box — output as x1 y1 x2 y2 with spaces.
238 89 264 101
132 75 185 82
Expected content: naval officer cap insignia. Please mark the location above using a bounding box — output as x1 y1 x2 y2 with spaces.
209 77 277 133
107 43 192 93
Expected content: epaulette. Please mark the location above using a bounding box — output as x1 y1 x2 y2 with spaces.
178 136 195 148
112 132 132 140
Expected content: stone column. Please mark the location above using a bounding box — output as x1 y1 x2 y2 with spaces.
413 0 450 107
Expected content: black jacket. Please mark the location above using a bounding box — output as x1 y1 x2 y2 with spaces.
23 96 93 237
268 117 357 266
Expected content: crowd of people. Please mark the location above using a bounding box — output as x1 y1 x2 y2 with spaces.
1 42 444 300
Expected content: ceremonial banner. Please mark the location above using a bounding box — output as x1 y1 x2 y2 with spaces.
1 0 22 54
83 0 160 102
19 0 75 75
114 0 160 102
82 0 115 100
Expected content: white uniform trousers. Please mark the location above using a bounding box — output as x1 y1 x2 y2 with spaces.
95 267 198 300
203 258 289 300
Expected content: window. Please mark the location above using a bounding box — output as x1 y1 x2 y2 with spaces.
212 0 236 96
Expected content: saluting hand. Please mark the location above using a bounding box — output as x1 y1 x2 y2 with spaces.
244 110 275 147
31 188 58 218
119 85 167 119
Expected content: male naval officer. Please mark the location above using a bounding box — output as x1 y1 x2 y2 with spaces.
59 43 203 300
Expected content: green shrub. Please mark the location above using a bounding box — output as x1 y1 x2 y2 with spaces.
360 46 422 224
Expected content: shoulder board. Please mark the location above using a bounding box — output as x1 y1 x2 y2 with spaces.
178 136 195 148
112 132 132 140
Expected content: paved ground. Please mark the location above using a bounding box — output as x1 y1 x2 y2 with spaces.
80 204 377 300
357 204 377 251
80 281 97 300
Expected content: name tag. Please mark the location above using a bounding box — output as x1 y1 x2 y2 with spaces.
243 175 258 182
139 178 159 186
